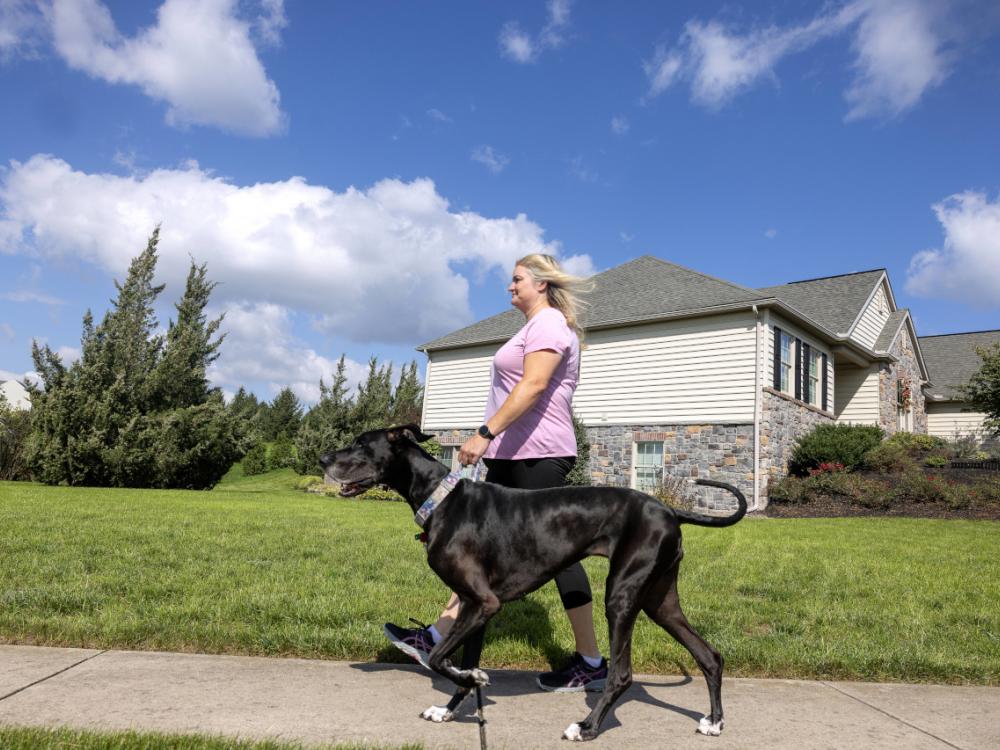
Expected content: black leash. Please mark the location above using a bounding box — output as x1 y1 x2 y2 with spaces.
476 686 488 750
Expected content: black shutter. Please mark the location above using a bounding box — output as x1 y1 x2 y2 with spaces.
773 327 782 390
802 343 811 403
821 353 828 411
794 339 802 400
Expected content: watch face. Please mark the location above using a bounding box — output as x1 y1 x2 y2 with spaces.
478 425 491 438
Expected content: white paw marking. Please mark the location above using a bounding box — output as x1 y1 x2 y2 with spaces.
421 705 454 723
563 723 583 741
697 717 724 736
470 668 490 686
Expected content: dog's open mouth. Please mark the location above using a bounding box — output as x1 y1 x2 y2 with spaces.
338 477 376 497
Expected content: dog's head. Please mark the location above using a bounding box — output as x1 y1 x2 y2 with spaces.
318 424 435 497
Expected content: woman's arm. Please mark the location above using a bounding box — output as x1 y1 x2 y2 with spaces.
458 348 563 466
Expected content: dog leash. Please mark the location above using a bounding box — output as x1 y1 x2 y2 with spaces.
476 685 488 750
414 461 485 538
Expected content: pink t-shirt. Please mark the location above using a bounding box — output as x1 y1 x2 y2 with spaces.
483 307 579 460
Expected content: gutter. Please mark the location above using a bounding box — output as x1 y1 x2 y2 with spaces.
752 305 764 511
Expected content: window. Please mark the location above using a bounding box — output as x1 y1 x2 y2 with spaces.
438 446 455 471
779 332 794 394
633 441 663 492
807 348 822 407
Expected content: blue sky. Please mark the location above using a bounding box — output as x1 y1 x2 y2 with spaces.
1 0 998 404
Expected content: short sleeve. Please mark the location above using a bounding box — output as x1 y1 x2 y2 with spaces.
523 309 572 356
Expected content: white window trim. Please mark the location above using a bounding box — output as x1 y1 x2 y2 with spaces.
779 332 794 395
808 349 822 407
438 446 456 471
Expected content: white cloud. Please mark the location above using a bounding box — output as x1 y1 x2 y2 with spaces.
0 154 582 348
207 302 369 405
764 228 778 239
558 253 597 279
426 108 452 123
610 115 629 135
0 290 67 305
499 0 572 63
470 145 510 174
844 0 949 121
56 344 81 364
620 231 633 243
49 0 285 136
905 191 1000 307
567 155 596 183
644 0 949 121
0 322 14 341
0 0 46 61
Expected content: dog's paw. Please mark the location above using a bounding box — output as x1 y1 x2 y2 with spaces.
470 668 490 686
563 723 584 741
696 716 724 736
421 705 454 723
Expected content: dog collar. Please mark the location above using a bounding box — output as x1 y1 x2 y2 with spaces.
414 463 484 529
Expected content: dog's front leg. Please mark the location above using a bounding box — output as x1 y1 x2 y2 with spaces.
420 625 486 723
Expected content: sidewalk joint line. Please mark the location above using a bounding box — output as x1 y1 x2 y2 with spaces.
820 681 966 750
0 649 110 703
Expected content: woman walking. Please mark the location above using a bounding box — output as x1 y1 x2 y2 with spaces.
384 253 607 692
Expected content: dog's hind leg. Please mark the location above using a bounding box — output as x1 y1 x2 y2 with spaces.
642 564 725 736
563 563 644 742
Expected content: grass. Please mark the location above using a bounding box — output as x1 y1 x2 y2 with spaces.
0 726 420 750
0 473 998 684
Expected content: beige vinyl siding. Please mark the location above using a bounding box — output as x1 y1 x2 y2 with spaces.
851 284 890 349
926 402 989 439
422 343 500 429
574 312 757 424
767 316 835 411
835 366 879 424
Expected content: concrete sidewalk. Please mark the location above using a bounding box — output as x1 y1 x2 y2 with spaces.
1 646 997 750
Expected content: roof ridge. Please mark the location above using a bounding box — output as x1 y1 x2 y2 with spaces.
918 329 1000 338
771 268 886 286
641 255 764 297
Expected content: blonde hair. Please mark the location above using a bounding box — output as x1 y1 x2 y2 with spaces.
516 253 594 344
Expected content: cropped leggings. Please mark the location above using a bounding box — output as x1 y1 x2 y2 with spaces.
482 456 594 610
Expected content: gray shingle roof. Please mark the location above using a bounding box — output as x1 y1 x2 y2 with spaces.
418 255 765 350
756 269 885 335
918 330 1000 400
874 309 909 352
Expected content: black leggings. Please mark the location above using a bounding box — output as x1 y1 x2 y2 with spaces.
483 456 594 611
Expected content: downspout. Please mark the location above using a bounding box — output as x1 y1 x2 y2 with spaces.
752 305 763 511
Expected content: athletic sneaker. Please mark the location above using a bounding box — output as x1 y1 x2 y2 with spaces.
536 652 608 692
383 619 435 669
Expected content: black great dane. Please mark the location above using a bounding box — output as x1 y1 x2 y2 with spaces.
319 424 746 742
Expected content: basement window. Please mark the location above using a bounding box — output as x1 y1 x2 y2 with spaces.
633 441 664 493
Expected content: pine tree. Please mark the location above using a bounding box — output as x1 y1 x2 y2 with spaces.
962 343 1000 437
352 357 393 433
295 355 354 474
390 360 424 426
264 387 304 440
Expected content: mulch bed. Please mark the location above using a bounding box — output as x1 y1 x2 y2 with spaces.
764 467 1000 521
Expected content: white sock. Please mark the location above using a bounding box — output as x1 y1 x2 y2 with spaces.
428 625 443 644
582 654 603 668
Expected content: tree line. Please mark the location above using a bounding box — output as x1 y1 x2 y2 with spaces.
4 229 423 488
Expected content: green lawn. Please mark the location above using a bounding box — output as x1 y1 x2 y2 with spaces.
0 474 998 684
0 726 419 750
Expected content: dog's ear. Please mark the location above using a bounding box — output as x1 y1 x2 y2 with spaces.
387 424 435 444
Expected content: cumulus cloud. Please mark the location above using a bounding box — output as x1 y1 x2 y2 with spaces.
0 155 583 348
499 0 572 63
905 191 1000 307
207 302 369 405
470 145 510 174
48 0 285 136
644 0 950 121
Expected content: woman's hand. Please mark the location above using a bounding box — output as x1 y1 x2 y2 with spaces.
459 434 491 466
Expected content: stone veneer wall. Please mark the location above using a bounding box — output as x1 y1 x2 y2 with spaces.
878 327 927 435
434 424 752 511
760 388 835 504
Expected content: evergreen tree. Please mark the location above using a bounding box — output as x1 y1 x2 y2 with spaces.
25 228 241 488
352 357 393 433
962 343 1000 437
295 355 354 474
565 413 592 486
390 360 424 426
263 387 304 440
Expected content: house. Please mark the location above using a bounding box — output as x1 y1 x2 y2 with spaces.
0 379 30 410
417 255 983 509
919 330 1000 445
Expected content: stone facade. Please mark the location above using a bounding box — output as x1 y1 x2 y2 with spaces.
759 388 835 502
878 327 927 435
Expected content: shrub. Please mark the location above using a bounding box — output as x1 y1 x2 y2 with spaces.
359 487 404 502
788 423 884 476
768 471 894 509
948 432 983 460
650 474 694 511
242 443 268 476
767 476 807 504
894 471 949 505
269 435 297 470
296 475 324 490
885 432 946 453
924 455 948 468
863 443 916 474
0 397 32 481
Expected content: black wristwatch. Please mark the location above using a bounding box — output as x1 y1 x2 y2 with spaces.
477 424 496 440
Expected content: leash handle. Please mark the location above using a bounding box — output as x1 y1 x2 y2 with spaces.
462 461 485 482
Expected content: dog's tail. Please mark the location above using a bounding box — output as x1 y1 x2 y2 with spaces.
671 478 747 528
